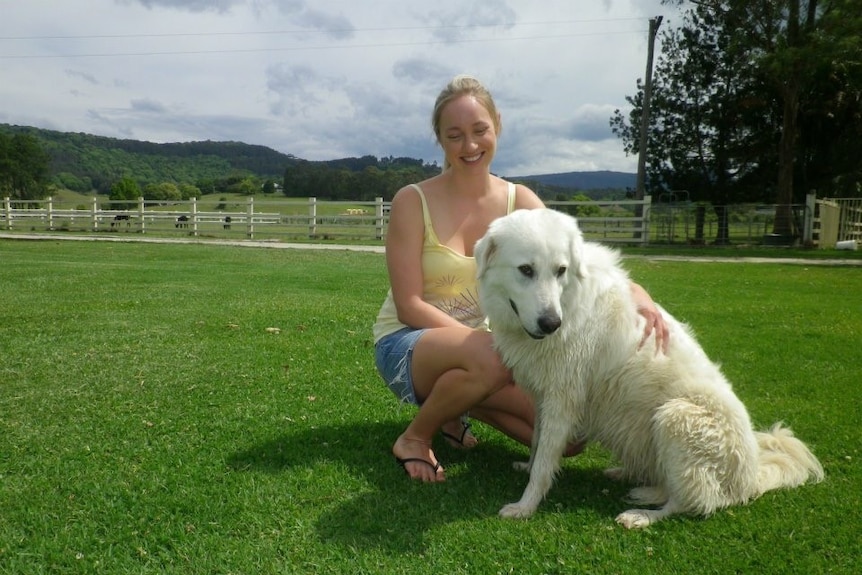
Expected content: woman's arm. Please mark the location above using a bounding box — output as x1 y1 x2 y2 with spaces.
630 281 669 354
385 186 465 329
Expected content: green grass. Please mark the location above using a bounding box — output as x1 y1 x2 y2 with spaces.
0 239 860 574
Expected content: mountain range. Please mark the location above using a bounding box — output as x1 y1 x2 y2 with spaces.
509 170 636 192
2 123 636 193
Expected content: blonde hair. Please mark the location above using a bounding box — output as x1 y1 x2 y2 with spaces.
432 75 501 170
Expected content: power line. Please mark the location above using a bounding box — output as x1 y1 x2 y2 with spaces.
0 18 645 42
0 29 645 60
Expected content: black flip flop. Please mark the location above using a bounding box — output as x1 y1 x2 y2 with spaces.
395 456 442 477
441 420 476 448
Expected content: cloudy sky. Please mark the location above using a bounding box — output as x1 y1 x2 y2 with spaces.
1 0 676 176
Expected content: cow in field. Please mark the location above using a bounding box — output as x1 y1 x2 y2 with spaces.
111 214 131 230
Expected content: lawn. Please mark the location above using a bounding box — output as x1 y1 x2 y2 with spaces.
0 239 859 574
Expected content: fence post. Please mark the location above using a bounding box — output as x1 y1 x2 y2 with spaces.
91 196 99 231
191 197 198 237
3 197 10 230
308 197 317 238
138 197 146 234
375 197 385 240
817 199 840 248
247 196 254 239
46 196 54 231
803 193 815 245
642 195 651 245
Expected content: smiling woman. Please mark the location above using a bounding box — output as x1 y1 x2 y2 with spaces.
371 75 550 482
433 75 502 172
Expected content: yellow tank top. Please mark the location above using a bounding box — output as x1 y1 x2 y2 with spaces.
372 182 517 343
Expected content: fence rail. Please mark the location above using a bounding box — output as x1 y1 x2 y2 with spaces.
1 196 391 241
1 195 655 244
2 193 860 248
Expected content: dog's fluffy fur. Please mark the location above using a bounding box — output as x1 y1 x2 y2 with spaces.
474 208 823 528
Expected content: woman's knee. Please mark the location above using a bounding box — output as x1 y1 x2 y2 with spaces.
470 343 512 393
413 328 510 394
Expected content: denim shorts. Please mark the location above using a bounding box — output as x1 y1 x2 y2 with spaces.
374 327 428 405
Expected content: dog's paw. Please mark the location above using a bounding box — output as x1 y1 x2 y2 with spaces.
499 502 536 519
615 510 653 529
512 461 530 472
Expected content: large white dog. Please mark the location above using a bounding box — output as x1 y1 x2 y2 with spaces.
474 208 823 529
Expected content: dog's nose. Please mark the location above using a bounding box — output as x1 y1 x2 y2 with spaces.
537 314 561 335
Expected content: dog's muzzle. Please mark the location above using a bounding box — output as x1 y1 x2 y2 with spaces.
510 299 561 340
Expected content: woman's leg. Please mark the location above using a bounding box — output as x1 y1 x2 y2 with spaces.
393 327 510 481
392 327 583 482
471 385 586 457
470 383 535 446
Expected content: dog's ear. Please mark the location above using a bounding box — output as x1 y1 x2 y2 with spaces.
568 216 589 278
474 235 497 279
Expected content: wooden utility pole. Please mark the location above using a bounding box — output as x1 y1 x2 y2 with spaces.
635 16 663 201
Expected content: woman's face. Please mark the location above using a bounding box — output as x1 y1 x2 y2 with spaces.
438 94 499 172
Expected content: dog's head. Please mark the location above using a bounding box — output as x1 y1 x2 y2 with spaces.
475 208 587 340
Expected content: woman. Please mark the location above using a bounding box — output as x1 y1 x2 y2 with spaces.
373 75 667 482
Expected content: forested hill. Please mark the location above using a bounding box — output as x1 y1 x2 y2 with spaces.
0 123 297 193
1 123 635 198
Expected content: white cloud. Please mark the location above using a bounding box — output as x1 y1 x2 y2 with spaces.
0 0 679 175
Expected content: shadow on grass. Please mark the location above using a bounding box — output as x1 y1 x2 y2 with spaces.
227 420 630 554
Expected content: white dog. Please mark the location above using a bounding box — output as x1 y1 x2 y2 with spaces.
474 208 824 529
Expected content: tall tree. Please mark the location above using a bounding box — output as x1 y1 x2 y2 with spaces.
614 6 775 243
614 0 862 240
0 132 51 200
736 0 830 234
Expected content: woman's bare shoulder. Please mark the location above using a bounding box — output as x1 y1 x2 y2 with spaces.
393 173 445 201
512 181 545 209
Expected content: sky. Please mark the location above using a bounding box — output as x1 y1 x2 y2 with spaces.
1 0 676 177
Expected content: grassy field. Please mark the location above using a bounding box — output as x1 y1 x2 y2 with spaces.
0 238 860 574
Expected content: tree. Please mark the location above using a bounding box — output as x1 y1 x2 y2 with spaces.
54 171 93 193
110 177 141 209
230 177 258 196
144 182 181 201
554 193 602 218
178 182 201 200
732 0 861 233
0 132 51 200
613 5 775 243
613 0 862 241
795 2 862 197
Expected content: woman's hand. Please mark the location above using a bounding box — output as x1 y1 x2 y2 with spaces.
630 282 669 354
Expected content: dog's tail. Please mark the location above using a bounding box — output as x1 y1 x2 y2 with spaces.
755 423 824 494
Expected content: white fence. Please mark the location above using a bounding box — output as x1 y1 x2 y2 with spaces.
9 193 857 248
1 196 390 241
1 195 655 244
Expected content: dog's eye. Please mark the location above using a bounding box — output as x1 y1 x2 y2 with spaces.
556 266 567 278
518 264 534 278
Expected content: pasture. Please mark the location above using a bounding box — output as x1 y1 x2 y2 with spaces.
0 238 859 574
